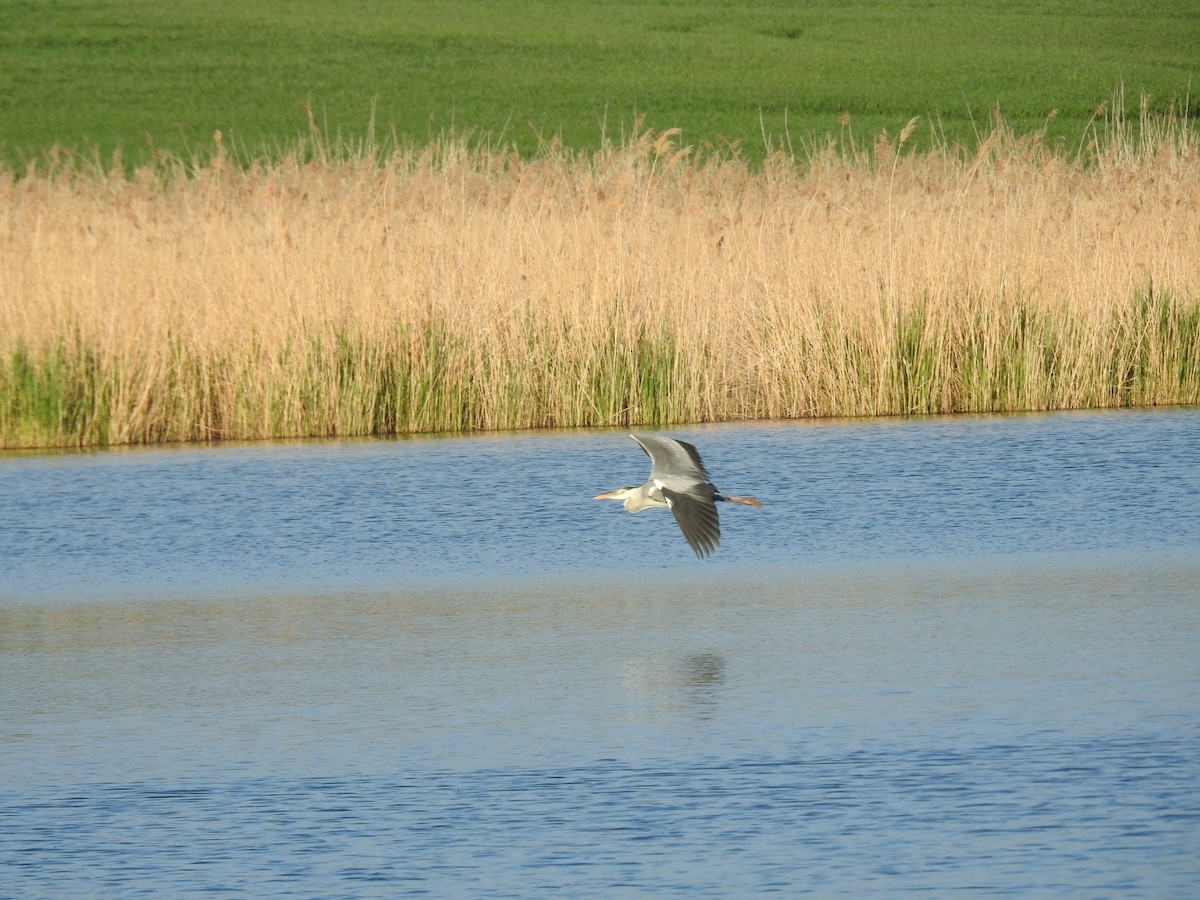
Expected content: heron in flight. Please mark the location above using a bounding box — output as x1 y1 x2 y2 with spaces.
594 433 763 558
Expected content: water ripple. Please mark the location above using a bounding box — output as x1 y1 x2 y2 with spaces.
4 735 1197 897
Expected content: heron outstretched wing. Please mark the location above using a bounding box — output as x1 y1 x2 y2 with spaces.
631 433 712 484
659 485 721 558
632 434 721 557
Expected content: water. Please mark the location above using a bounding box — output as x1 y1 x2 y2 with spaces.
2 409 1199 896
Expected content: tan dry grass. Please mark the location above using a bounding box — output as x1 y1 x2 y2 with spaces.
1 105 1198 448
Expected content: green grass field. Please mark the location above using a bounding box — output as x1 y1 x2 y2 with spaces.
1 0 1196 168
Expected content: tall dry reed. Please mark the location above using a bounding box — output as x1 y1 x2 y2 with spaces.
2 98 1198 448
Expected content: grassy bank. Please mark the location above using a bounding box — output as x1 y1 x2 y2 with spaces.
2 103 1199 449
1 0 1197 168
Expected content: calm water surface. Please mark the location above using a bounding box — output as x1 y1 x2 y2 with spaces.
2 410 1199 895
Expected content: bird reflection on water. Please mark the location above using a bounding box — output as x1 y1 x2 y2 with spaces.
681 651 726 688
619 651 728 722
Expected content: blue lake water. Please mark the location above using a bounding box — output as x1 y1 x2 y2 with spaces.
2 409 1199 895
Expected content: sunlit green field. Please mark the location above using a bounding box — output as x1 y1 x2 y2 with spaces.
1 0 1196 167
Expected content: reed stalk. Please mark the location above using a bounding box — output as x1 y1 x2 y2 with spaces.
2 96 1198 449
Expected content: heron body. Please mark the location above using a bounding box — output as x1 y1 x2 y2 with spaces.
594 433 763 558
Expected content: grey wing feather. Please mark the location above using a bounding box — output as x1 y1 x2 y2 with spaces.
631 434 721 558
630 433 712 482
661 486 721 558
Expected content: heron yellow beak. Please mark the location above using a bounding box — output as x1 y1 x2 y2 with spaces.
596 487 640 501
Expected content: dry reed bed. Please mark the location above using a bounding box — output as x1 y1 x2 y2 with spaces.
1 112 1198 448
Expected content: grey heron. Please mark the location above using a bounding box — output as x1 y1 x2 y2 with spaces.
594 433 763 558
